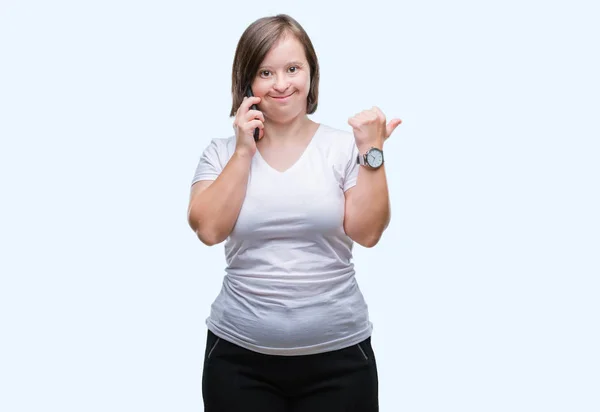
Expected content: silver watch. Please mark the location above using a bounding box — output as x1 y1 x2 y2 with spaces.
357 147 384 169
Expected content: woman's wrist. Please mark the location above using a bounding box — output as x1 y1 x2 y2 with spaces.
234 146 256 160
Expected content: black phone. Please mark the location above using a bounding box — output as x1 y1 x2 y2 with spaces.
245 86 260 142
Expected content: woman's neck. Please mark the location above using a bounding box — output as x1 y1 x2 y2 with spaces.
261 114 317 146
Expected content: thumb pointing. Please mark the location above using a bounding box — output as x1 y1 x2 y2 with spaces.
386 118 402 137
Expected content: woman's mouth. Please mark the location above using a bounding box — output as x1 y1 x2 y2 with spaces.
270 91 295 101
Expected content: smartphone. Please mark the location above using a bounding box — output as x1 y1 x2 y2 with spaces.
245 86 260 142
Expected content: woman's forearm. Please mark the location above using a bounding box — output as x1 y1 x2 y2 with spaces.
344 164 391 248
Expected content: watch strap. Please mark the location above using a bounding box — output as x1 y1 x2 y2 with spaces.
357 153 366 166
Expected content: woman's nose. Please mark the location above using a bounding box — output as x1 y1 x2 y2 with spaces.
272 76 290 92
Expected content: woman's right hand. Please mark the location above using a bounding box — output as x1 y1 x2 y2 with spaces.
233 96 264 156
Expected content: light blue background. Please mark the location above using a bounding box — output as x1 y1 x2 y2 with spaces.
1 0 598 411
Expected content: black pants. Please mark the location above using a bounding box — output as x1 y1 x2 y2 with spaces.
202 330 379 412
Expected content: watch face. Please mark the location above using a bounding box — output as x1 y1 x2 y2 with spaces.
366 148 384 168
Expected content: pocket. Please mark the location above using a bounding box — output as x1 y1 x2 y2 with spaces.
356 342 369 361
206 335 221 360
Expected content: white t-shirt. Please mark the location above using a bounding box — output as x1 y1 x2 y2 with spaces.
191 123 373 356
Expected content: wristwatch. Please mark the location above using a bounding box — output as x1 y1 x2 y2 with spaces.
357 147 384 169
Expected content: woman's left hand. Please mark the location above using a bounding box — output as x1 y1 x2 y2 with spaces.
348 106 402 150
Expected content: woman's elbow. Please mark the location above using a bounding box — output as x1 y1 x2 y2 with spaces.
345 225 383 248
197 231 221 246
193 225 227 246
188 215 224 246
357 233 382 248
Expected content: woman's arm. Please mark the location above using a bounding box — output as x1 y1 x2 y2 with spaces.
343 153 391 248
188 95 265 246
343 107 401 247
187 151 253 246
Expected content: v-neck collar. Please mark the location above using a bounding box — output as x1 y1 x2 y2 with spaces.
255 123 322 174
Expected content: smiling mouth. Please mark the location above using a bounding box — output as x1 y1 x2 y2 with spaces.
271 92 295 99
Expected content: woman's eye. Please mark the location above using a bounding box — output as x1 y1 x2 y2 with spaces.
260 70 271 77
288 66 297 73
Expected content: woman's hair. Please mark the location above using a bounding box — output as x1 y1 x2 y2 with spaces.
229 14 320 117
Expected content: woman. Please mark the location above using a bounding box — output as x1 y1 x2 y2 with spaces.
187 13 401 412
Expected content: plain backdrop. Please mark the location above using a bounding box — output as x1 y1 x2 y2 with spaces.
1 0 598 411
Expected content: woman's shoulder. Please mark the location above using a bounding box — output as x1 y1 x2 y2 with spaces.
315 123 355 147
310 123 358 169
207 134 237 148
201 134 237 157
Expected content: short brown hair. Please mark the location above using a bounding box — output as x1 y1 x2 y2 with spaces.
229 14 320 117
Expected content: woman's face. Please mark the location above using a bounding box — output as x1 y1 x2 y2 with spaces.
251 33 311 124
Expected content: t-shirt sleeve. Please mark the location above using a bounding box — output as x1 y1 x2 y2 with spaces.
191 138 227 185
343 138 360 192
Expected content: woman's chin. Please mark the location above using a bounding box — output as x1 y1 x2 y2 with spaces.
264 108 307 124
